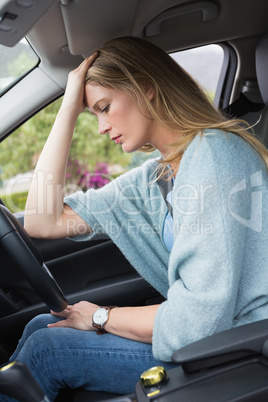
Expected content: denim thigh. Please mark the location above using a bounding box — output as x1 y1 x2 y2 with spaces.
0 314 176 401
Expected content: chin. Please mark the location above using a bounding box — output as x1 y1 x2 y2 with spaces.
122 143 143 154
122 147 133 154
121 145 133 153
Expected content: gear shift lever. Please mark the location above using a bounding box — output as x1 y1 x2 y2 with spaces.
0 361 50 402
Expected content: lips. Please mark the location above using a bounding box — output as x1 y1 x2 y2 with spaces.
111 135 122 144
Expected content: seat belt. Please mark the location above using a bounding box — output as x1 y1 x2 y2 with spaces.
156 167 173 218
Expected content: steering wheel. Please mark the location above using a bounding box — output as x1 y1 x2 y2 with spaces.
0 203 68 312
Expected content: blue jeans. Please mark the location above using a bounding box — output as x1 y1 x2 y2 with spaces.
0 314 176 401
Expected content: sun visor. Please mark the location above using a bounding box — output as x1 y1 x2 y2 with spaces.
60 0 138 56
0 0 58 47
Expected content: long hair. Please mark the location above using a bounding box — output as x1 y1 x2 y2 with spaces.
85 36 268 176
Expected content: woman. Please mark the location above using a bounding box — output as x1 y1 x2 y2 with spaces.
2 36 268 400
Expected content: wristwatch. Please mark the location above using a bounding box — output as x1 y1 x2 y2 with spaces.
92 306 115 334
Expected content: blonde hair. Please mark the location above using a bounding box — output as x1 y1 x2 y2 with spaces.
85 36 268 177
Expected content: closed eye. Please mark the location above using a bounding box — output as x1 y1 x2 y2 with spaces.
101 104 110 113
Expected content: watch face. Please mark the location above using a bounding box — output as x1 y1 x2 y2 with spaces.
93 308 108 325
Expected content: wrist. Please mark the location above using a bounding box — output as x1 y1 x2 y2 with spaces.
92 306 116 334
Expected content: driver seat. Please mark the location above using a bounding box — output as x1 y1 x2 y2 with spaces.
256 33 268 109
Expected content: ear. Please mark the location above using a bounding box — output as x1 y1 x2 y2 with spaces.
140 81 155 102
146 86 155 102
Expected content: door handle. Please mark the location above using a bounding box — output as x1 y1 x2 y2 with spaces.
145 1 218 37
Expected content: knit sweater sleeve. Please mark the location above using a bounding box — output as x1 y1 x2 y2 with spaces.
64 159 171 296
152 130 268 361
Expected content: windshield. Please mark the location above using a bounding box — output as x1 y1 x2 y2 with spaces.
0 38 39 97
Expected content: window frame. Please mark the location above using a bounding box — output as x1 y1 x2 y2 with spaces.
0 39 40 98
170 42 237 110
214 43 238 109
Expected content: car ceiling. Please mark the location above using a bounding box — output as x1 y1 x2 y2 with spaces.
26 0 268 57
0 0 268 139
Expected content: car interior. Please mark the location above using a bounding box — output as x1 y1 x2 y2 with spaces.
0 0 268 401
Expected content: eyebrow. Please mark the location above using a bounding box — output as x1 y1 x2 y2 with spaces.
89 98 108 114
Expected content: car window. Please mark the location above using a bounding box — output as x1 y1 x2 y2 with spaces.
0 44 224 212
0 38 39 97
171 44 224 100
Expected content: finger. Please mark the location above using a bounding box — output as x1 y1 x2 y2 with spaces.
78 51 99 72
88 51 99 61
47 319 69 329
50 306 71 318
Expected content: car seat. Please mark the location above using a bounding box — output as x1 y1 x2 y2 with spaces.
223 33 268 148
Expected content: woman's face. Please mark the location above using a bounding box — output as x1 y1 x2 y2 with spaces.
85 84 156 153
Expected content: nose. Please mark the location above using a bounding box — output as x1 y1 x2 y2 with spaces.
98 118 111 135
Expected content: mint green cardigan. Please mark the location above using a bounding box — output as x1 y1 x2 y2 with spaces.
65 130 268 361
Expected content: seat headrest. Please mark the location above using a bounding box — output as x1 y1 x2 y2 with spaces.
256 34 268 106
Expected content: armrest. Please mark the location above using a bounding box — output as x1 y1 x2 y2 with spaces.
172 319 268 373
